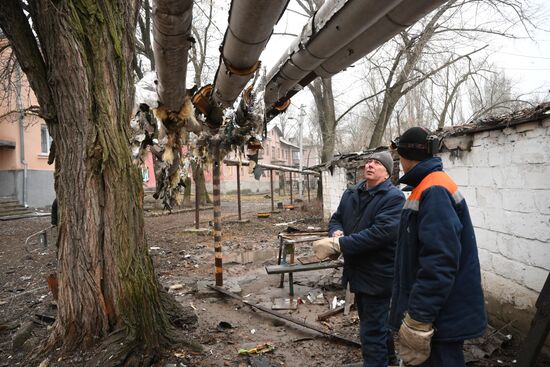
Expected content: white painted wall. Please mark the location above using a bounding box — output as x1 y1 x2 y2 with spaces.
440 118 550 334
321 118 550 337
322 166 348 220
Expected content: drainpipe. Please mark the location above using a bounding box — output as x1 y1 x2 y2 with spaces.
15 64 28 208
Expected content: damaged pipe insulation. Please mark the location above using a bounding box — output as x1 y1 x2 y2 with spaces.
315 0 447 78
211 0 289 108
264 0 404 107
152 0 193 111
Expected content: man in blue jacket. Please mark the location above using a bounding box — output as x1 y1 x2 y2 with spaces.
390 127 486 366
313 151 405 367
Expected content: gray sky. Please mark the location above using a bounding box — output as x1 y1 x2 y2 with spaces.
200 0 550 130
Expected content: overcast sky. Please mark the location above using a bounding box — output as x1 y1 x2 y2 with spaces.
278 0 548 97
203 0 550 127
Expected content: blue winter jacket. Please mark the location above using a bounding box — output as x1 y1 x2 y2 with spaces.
329 179 405 297
389 157 487 342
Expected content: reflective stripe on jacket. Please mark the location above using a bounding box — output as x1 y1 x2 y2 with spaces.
390 157 487 342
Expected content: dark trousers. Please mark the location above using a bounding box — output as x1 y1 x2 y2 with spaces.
356 293 392 367
417 341 465 367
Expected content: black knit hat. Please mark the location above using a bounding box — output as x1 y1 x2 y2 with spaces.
395 127 433 161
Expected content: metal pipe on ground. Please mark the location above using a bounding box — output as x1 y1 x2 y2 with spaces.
208 285 361 347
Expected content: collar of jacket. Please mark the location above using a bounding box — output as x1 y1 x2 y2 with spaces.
355 178 393 195
398 157 443 187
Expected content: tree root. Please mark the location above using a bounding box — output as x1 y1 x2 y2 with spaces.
25 289 203 367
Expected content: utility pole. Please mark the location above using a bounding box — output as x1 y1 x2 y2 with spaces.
298 104 305 198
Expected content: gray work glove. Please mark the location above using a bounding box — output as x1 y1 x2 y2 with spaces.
397 312 434 365
312 237 341 260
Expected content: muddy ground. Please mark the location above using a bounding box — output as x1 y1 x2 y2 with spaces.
0 195 547 366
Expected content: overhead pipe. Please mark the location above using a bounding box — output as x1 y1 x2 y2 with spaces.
264 0 447 119
315 0 447 78
264 0 405 106
152 0 194 111
211 0 289 109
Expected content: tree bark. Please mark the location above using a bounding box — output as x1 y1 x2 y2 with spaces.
368 1 457 148
1 1 198 364
308 77 337 163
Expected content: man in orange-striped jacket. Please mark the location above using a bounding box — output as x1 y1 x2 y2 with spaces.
389 127 487 366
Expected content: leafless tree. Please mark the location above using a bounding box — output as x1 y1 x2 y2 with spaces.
364 0 539 147
326 0 540 150
134 0 155 79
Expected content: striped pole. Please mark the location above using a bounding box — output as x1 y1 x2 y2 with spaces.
270 169 274 212
213 158 223 286
195 168 200 229
236 163 242 221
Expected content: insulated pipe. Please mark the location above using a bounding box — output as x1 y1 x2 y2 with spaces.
315 0 447 78
264 0 405 106
211 0 289 108
152 0 193 111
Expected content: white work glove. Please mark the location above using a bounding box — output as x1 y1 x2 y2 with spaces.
397 313 434 365
312 237 341 260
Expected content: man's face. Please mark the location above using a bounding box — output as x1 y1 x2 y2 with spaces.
364 159 388 183
399 156 415 174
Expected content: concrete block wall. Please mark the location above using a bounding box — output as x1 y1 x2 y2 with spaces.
322 166 348 219
439 118 550 336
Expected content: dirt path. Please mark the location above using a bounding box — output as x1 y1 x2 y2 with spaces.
0 199 547 366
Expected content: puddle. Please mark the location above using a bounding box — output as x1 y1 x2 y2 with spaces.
225 249 278 265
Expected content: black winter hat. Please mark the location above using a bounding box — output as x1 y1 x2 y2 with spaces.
395 127 433 161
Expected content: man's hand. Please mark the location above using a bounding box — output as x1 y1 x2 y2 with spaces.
397 313 434 365
312 237 341 260
332 230 344 237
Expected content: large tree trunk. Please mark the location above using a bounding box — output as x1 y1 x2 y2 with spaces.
308 77 337 163
0 1 197 364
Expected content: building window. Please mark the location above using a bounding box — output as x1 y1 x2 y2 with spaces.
40 125 53 154
142 166 150 182
271 146 276 157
